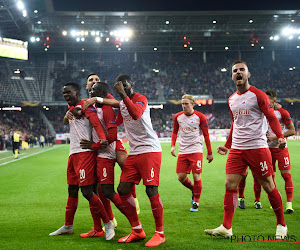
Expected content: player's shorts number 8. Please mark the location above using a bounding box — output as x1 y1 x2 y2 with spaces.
79 169 85 179
151 168 154 178
103 168 107 177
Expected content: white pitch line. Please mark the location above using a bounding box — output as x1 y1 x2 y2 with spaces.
0 145 64 166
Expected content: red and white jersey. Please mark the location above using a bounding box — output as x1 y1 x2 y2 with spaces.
171 111 212 155
225 86 284 150
268 108 293 149
92 104 117 159
117 93 162 155
68 100 93 156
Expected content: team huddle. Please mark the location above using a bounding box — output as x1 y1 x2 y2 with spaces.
49 60 294 246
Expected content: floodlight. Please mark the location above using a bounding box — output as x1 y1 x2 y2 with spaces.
76 37 80 42
91 31 96 36
81 37 85 41
22 10 27 17
36 37 40 42
62 31 67 36
17 1 24 10
95 37 101 42
274 35 279 40
70 30 76 37
225 46 229 50
30 36 35 42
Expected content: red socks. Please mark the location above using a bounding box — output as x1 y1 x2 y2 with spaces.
238 177 246 198
65 197 78 226
149 194 164 232
282 173 293 202
120 193 140 227
222 189 238 229
253 178 261 201
181 177 194 192
89 205 103 232
193 180 202 203
98 191 114 220
89 194 110 224
267 188 286 226
111 193 126 214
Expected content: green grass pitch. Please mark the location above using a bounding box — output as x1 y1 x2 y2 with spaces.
0 141 299 249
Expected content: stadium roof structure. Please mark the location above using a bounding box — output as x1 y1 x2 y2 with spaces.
1 0 300 52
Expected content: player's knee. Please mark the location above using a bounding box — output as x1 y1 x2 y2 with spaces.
117 183 131 196
146 185 158 198
80 186 93 200
102 185 115 200
68 185 79 198
177 174 186 182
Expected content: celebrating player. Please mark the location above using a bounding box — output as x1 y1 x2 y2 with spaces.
171 94 213 212
93 75 165 247
204 60 288 239
49 82 115 240
85 74 140 214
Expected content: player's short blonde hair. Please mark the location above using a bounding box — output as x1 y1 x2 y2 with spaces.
181 94 195 104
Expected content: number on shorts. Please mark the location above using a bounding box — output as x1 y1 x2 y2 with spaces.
79 169 85 179
284 157 289 166
260 161 268 172
103 167 107 177
151 168 154 178
197 160 202 170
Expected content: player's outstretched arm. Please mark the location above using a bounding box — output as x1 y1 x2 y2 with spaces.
83 97 120 110
217 146 229 155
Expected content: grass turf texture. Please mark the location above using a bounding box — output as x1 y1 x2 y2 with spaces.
0 141 299 249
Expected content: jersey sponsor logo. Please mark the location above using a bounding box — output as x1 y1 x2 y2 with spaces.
268 105 273 109
262 171 268 176
80 179 86 183
180 126 197 132
204 124 209 127
287 117 292 121
146 179 154 182
233 109 249 118
101 178 107 181
109 121 117 124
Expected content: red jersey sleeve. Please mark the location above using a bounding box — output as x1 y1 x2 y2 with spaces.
102 105 117 143
253 87 284 139
198 113 212 155
278 108 293 126
123 94 147 120
171 113 180 146
83 106 106 140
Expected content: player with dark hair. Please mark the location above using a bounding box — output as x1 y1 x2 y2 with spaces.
171 94 213 212
90 75 165 247
84 74 140 214
49 82 115 240
205 60 288 239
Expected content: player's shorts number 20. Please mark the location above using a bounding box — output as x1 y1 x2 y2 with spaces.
79 169 85 179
